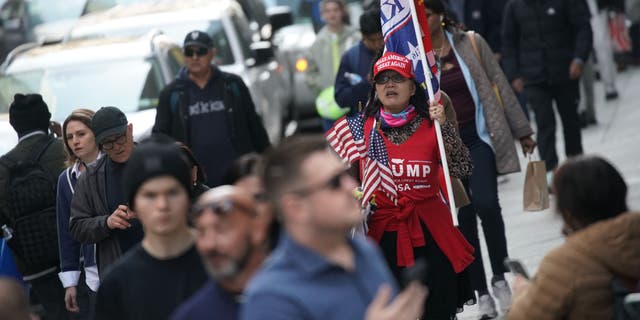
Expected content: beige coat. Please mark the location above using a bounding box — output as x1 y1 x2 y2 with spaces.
449 30 534 174
508 212 640 320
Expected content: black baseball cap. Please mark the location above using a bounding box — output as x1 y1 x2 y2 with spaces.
183 30 213 49
92 106 128 145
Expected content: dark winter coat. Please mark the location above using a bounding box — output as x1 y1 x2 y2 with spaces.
501 0 593 85
152 66 270 155
69 156 122 276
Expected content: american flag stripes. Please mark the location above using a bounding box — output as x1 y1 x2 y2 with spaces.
326 113 366 164
360 118 397 206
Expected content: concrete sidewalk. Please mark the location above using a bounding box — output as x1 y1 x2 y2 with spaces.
457 65 640 320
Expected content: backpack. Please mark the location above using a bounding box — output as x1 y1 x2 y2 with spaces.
0 137 59 276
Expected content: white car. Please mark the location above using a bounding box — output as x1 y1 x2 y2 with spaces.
0 32 181 155
66 0 292 142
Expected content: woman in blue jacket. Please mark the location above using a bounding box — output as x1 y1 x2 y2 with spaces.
56 109 101 319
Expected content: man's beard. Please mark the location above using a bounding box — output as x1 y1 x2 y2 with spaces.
202 236 254 281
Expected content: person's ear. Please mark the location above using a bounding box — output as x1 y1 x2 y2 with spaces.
250 205 271 246
279 193 306 224
191 166 198 185
410 82 416 96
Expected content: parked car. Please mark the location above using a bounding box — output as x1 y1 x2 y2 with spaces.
66 0 292 142
0 0 90 62
0 31 181 155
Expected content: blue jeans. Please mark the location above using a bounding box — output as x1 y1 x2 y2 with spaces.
457 125 509 293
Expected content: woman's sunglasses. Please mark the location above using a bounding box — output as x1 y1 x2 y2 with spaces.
374 74 408 85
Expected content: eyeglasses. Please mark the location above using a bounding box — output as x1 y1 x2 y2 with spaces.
184 47 209 58
292 168 351 196
374 74 408 85
191 199 256 217
101 134 127 151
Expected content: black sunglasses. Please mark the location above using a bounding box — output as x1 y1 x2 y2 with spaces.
374 74 408 85
191 199 255 217
101 134 127 151
293 168 351 196
184 47 209 58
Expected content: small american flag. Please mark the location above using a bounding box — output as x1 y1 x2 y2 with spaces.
326 113 366 164
361 118 397 206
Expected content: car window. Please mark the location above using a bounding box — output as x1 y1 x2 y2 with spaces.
0 57 163 119
0 0 23 21
166 46 185 75
26 0 86 26
83 0 151 15
0 74 32 113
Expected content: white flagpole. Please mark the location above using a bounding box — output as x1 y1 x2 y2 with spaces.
407 0 458 225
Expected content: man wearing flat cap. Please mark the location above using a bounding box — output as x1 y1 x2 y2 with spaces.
70 106 144 277
0 93 67 319
94 137 207 320
153 30 270 188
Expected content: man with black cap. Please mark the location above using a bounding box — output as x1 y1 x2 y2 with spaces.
94 137 207 320
153 30 270 187
0 93 67 319
70 106 144 277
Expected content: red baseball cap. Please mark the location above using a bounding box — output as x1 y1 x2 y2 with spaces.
373 52 414 80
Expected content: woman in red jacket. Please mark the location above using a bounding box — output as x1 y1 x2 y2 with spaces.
329 51 475 319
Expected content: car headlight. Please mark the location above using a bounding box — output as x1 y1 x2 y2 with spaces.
295 57 308 73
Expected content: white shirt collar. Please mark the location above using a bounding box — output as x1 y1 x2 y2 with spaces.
71 151 104 179
18 130 46 143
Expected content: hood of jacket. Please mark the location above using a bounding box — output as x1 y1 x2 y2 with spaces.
568 211 640 280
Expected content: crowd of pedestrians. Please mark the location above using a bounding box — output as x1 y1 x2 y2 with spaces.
1 0 639 319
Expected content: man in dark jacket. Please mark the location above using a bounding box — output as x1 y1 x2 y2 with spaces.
153 30 270 187
0 94 67 319
334 8 384 113
448 0 507 54
502 0 592 177
70 107 144 277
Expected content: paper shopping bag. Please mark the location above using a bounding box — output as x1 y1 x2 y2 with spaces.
523 160 549 211
452 178 471 209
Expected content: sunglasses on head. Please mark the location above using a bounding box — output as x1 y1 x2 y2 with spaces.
191 198 255 217
374 74 408 85
184 47 209 58
293 167 351 196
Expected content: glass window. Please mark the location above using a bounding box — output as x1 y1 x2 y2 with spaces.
25 0 86 26
0 1 23 21
0 57 163 119
166 46 185 76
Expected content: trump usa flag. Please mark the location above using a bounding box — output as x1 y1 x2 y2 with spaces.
380 0 440 102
